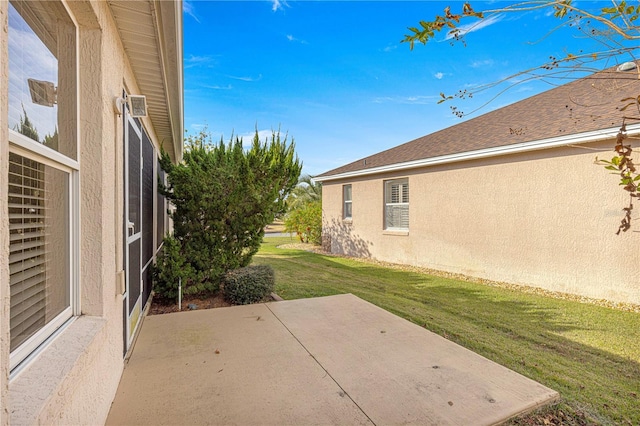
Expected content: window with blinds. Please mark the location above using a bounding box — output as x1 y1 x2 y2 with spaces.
8 153 70 352
384 178 409 230
343 184 352 219
7 0 77 370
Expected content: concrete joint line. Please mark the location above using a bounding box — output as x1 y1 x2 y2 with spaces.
264 303 377 426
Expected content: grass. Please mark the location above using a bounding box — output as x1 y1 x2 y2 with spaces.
253 237 640 425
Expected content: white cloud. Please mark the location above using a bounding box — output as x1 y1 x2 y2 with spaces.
382 45 397 52
228 74 263 82
470 59 495 68
446 14 503 40
373 95 438 105
434 72 444 80
272 0 289 12
286 34 308 44
184 54 217 69
202 84 233 90
183 1 200 23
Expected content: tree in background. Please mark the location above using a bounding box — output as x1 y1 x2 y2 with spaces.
285 174 322 211
284 174 323 245
284 200 322 245
403 1 640 232
43 127 59 151
153 129 302 301
14 105 39 141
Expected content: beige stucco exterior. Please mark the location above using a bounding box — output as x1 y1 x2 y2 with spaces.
1 1 182 424
322 140 640 306
1 2 10 424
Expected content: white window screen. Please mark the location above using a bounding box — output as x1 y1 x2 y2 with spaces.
384 179 409 230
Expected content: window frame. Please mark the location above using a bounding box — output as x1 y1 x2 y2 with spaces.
383 178 409 231
8 0 80 373
343 184 352 220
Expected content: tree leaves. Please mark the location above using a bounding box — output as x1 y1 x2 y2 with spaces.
402 2 484 49
595 121 640 234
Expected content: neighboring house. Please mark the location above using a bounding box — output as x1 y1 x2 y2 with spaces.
316 64 640 306
1 0 183 424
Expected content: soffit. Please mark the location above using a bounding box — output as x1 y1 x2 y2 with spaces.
108 0 184 162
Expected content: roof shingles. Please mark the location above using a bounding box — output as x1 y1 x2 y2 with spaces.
317 66 640 178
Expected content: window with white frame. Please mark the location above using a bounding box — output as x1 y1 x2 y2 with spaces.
343 184 352 219
8 0 78 370
384 178 409 230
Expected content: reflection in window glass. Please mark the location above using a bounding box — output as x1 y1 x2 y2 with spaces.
8 0 76 160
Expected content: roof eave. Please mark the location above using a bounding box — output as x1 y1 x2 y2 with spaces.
154 0 184 163
108 0 184 163
315 124 640 182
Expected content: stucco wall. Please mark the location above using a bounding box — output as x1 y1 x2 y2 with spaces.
2 0 175 423
1 2 10 424
322 140 640 305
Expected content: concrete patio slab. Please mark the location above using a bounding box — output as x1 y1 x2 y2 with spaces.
107 294 558 425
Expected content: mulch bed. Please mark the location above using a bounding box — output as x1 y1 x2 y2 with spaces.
148 293 233 315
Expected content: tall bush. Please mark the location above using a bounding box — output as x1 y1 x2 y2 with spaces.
154 129 301 299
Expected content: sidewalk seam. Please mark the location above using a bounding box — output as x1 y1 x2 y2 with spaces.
264 303 377 426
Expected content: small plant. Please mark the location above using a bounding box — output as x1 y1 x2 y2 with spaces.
223 265 275 305
152 235 196 303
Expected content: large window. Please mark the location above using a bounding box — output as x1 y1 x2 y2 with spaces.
384 178 409 230
343 184 352 220
8 0 78 370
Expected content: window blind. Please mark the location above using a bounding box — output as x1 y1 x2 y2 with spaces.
8 153 47 351
384 179 409 230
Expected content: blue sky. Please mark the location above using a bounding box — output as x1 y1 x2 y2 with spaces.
183 1 631 176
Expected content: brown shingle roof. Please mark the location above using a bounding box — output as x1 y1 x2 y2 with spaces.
317 65 640 179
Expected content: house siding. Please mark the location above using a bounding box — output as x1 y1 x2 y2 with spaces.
323 140 640 305
1 1 181 424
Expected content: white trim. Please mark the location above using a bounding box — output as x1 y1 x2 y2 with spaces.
315 124 640 182
9 130 79 172
384 178 409 231
8 140 78 372
7 145 77 370
71 169 80 316
9 313 75 377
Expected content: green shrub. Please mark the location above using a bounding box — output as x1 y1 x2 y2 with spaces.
223 265 275 305
154 129 301 299
152 235 196 303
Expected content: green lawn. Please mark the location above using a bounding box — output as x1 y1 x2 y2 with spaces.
254 237 640 425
